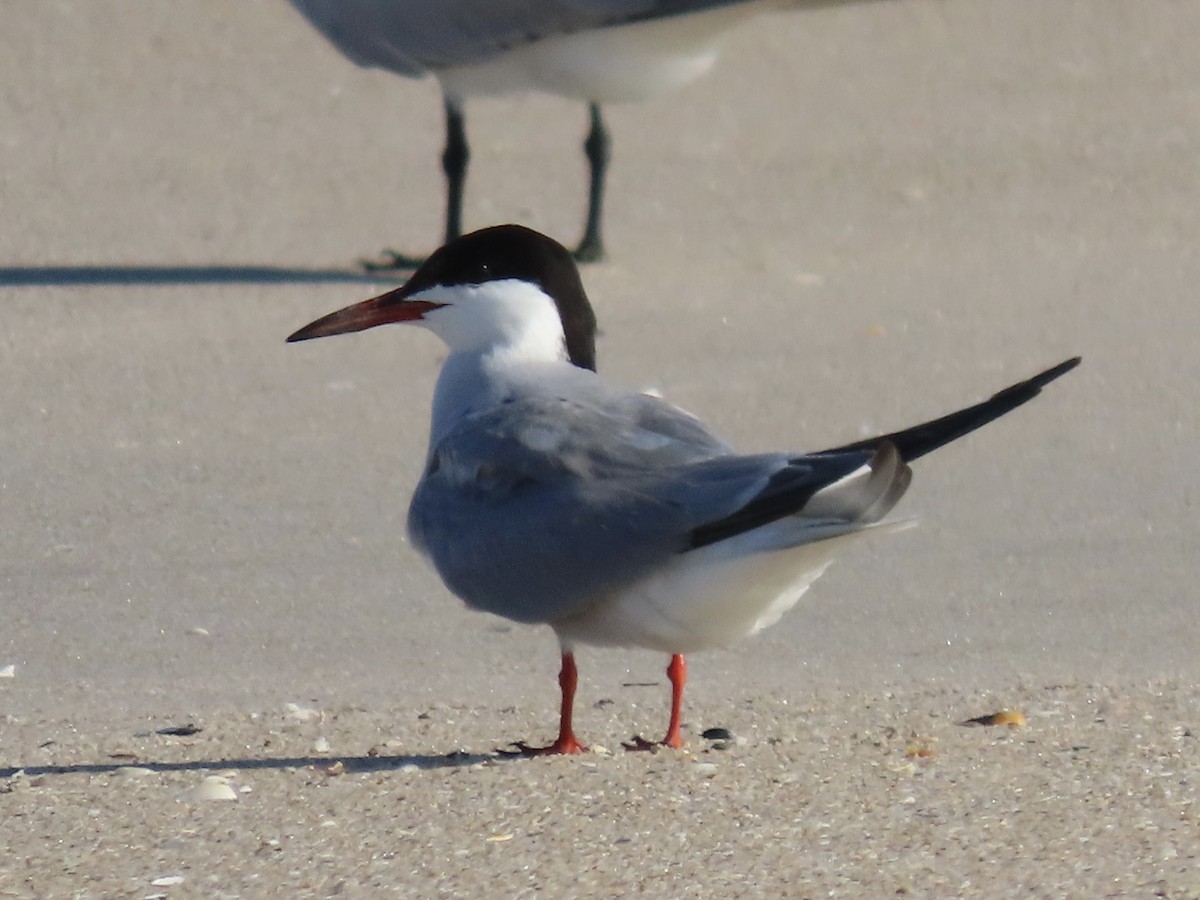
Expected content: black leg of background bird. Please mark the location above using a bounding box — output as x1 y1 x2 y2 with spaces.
573 103 609 263
361 98 469 272
441 98 469 244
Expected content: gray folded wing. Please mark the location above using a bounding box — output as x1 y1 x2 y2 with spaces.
407 392 905 625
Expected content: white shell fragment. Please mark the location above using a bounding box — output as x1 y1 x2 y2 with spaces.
185 776 238 801
0 664 15 678
114 766 155 777
150 875 184 886
285 703 321 722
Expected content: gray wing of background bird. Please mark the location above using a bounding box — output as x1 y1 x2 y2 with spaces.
407 391 885 624
289 0 762 74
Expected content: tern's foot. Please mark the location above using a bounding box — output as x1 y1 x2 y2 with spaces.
622 734 684 753
622 736 661 752
500 736 588 757
358 249 425 272
572 238 606 264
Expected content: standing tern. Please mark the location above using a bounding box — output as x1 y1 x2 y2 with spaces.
287 0 882 264
287 224 1080 754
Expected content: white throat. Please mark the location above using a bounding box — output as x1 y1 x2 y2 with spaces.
417 279 571 448
417 279 567 362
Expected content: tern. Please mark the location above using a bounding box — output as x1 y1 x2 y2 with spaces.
287 0 880 264
288 224 1080 754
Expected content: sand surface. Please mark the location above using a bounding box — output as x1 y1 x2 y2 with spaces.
2 0 1198 895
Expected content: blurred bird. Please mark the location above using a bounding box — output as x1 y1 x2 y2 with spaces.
288 0 882 265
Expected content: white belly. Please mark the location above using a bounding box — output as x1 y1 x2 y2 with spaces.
552 527 882 654
436 2 773 103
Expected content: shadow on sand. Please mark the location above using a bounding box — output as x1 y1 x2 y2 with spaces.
0 263 410 288
0 748 504 780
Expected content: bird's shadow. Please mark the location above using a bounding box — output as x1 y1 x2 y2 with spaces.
0 262 414 288
0 748 503 781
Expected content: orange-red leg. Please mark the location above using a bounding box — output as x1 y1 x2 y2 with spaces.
662 653 687 748
509 652 587 756
624 653 688 751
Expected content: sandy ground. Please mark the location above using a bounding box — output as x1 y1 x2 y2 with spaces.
2 0 1198 895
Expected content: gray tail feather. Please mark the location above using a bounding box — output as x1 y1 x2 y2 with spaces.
802 442 911 524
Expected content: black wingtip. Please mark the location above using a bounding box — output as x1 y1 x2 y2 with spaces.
1029 356 1082 387
825 356 1082 463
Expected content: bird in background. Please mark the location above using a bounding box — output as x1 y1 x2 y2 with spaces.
288 0 886 266
287 225 1079 754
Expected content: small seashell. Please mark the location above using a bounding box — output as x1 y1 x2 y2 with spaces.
186 627 210 637
312 736 331 753
285 703 321 722
701 727 733 741
486 833 514 842
114 766 155 777
187 777 238 801
150 875 185 887
0 664 15 678
991 710 1026 726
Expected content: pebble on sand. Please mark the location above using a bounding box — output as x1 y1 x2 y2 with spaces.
960 710 1027 728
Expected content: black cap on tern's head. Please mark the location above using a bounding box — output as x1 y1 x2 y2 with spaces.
287 224 599 371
